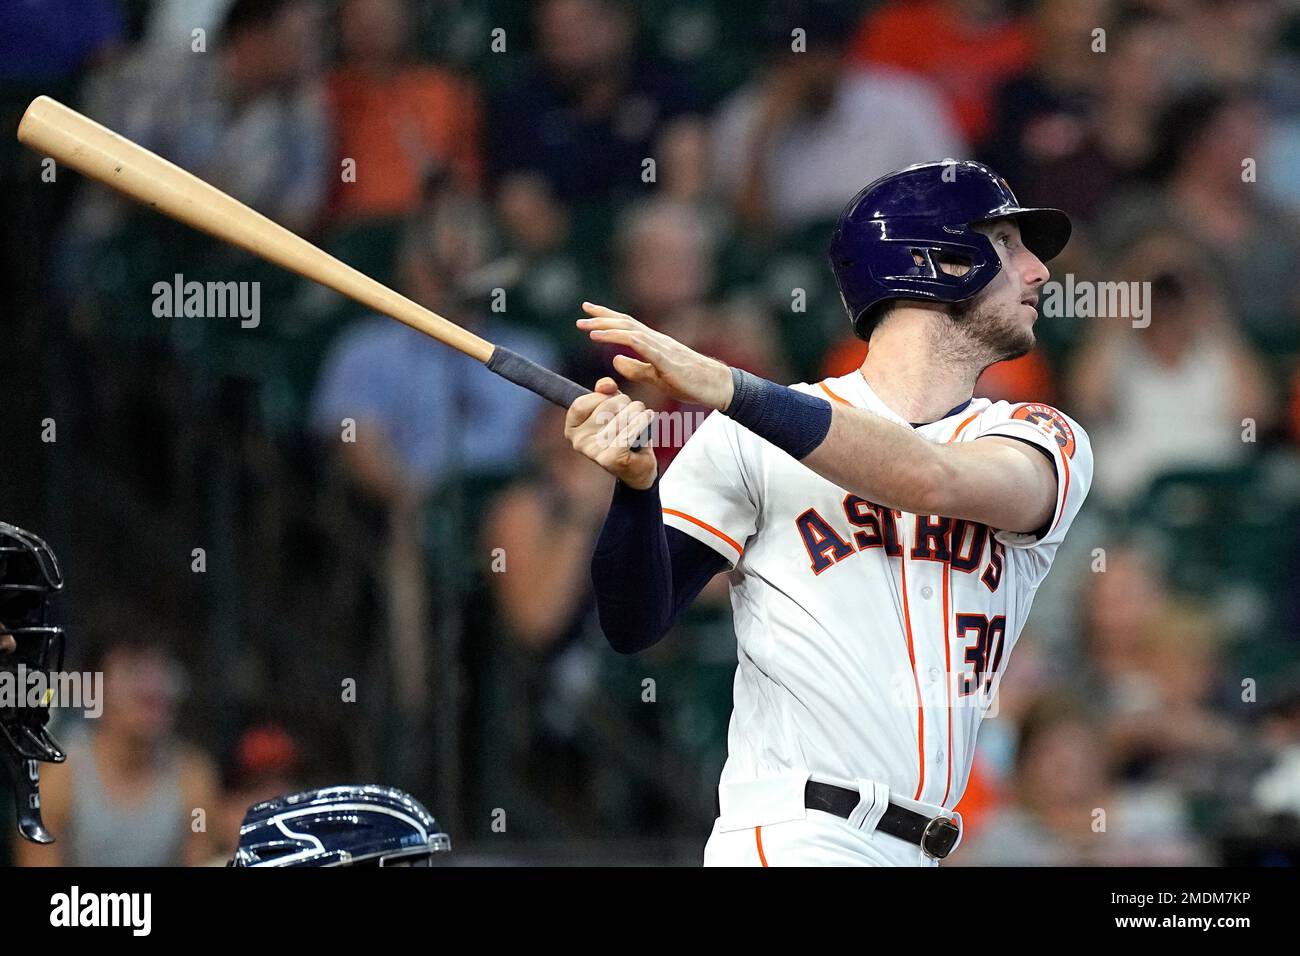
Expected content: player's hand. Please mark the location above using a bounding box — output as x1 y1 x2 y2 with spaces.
576 302 735 411
564 377 658 491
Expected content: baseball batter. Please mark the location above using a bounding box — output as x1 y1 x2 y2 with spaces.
564 161 1092 866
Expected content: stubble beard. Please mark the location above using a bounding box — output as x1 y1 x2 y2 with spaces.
940 296 1036 372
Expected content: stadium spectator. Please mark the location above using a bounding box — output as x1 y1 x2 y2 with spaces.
1079 544 1173 689
1077 545 1246 795
71 0 330 248
954 694 1204 865
982 1 1177 223
311 191 556 499
1251 667 1300 817
1096 85 1300 356
1175 0 1300 216
487 0 703 204
713 2 963 235
326 0 483 223
850 0 1033 145
16 635 220 867
612 200 719 332
1094 604 1243 781
311 189 555 720
1067 225 1273 507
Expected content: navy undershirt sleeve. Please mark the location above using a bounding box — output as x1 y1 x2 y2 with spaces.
591 477 729 654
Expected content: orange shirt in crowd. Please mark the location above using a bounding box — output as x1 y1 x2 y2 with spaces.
849 0 1034 144
327 65 483 221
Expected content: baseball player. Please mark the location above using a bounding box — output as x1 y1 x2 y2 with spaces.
564 161 1092 866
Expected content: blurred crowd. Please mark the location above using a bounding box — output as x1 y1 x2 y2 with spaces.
2 0 1300 865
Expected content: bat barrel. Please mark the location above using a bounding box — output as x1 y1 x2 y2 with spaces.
17 95 495 364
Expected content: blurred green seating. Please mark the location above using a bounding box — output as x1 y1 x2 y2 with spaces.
1135 456 1300 638
637 0 772 106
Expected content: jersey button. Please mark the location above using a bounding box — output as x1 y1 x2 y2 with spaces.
928 667 941 682
935 750 945 764
921 586 934 599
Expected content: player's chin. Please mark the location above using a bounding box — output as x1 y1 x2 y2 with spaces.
997 315 1036 360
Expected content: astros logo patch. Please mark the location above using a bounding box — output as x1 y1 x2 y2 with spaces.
1012 403 1075 458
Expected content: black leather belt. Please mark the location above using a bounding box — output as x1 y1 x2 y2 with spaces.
804 780 960 860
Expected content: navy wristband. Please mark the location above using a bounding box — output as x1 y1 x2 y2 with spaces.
723 368 833 460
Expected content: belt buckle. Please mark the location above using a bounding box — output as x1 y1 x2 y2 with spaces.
920 815 960 860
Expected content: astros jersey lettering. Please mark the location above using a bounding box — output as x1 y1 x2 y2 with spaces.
660 369 1092 865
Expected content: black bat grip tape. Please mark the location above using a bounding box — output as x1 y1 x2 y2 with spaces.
486 345 651 449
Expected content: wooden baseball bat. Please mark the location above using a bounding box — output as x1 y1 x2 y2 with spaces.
16 95 597 413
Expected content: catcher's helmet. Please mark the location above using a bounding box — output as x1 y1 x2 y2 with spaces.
0 521 67 844
829 160 1072 340
230 784 452 867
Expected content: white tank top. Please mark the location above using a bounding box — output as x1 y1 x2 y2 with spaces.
1091 337 1244 504
66 731 186 867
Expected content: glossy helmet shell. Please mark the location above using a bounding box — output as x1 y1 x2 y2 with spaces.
230 784 452 867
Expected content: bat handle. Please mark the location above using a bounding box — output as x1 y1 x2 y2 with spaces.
486 346 652 451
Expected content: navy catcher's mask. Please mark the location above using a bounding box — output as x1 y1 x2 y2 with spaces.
0 521 67 844
829 160 1072 340
230 785 452 867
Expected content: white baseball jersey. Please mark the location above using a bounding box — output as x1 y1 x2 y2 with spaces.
660 368 1092 862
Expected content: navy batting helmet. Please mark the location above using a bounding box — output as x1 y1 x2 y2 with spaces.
829 160 1072 340
230 784 452 867
0 521 67 844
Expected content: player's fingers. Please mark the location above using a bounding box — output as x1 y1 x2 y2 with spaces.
566 386 627 433
612 408 656 451
612 353 658 383
566 388 614 430
594 400 646 449
586 328 642 352
594 376 619 394
577 315 638 335
581 301 636 322
588 329 665 365
565 391 604 429
584 393 633 441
